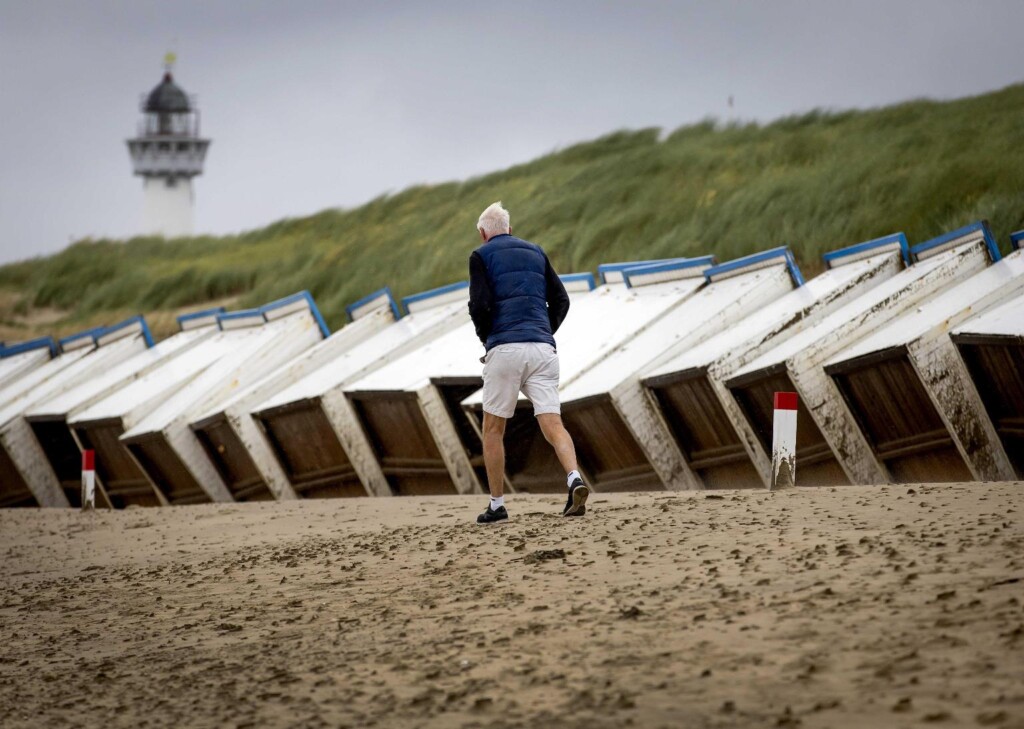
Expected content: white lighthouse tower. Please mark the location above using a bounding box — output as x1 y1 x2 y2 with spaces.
126 54 210 238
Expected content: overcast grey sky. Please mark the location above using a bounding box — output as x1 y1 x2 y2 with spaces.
1 0 1021 265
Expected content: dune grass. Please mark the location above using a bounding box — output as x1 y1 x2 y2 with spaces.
2 83 1023 341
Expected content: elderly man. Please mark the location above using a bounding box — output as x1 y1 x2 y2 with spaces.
468 201 589 524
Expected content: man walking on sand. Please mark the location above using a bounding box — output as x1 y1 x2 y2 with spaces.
468 202 589 524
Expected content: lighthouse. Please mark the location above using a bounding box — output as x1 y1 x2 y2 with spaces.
126 55 210 238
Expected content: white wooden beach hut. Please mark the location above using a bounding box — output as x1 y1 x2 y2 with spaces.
823 241 1024 483
0 325 113 414
340 274 603 496
21 309 223 507
641 234 907 489
115 292 329 505
724 221 1001 487
948 232 1024 479
185 289 407 502
0 337 58 390
246 282 479 499
548 247 820 492
69 318 260 507
0 317 154 508
68 296 322 507
951 293 1024 479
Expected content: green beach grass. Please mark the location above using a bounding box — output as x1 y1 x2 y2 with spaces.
2 83 1023 341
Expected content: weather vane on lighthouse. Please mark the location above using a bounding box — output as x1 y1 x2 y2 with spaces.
126 53 211 238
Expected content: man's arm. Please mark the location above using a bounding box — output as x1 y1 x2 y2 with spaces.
468 251 494 345
544 255 570 334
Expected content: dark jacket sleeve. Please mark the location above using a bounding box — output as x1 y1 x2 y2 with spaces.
468 251 493 345
544 255 570 334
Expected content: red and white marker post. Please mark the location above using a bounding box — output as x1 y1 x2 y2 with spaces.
771 392 798 490
81 450 96 510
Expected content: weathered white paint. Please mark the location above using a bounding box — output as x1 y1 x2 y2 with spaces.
418 382 480 495
26 327 214 424
555 261 799 490
730 239 993 486
70 334 241 429
952 294 1024 339
824 248 1024 481
120 310 324 503
0 348 52 390
0 347 95 413
642 251 903 488
0 334 150 507
771 396 798 489
317 387 393 498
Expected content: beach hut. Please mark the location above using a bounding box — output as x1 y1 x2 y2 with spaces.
69 295 323 507
641 235 907 489
0 317 154 508
0 326 113 414
824 242 1024 483
21 309 223 508
951 296 1024 479
115 293 329 505
246 282 477 499
185 289 406 502
341 273 608 496
543 248 820 492
949 233 1024 478
725 221 1000 486
0 337 58 390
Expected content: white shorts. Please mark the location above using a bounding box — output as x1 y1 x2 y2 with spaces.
482 342 560 419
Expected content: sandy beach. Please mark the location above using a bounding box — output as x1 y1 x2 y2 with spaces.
1 483 1021 728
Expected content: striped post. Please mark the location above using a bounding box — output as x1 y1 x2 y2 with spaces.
81 450 96 510
771 392 798 490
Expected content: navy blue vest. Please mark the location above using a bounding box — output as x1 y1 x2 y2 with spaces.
476 234 555 350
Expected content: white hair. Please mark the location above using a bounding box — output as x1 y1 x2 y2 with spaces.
477 202 511 237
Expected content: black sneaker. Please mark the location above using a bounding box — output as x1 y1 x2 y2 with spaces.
477 504 509 524
563 478 589 517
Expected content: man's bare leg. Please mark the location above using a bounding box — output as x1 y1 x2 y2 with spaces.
536 413 578 473
537 413 589 516
482 412 508 498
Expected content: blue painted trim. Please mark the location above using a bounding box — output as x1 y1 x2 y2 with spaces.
703 246 804 286
176 306 227 328
345 286 402 322
400 281 470 314
0 336 58 359
621 256 717 288
103 315 155 348
558 272 596 290
910 220 1001 263
58 326 106 352
822 232 910 268
259 290 330 338
1011 230 1024 251
597 259 676 284
216 308 265 330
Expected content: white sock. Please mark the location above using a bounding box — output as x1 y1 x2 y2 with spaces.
490 496 505 510
567 470 581 488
